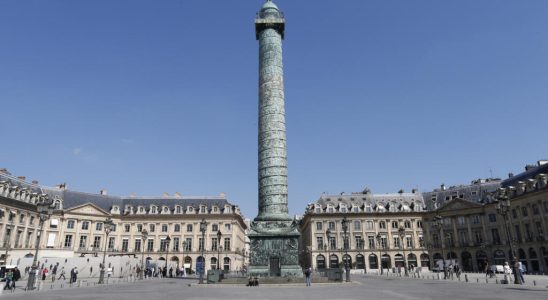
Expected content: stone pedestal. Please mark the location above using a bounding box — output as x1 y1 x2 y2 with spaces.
248 220 302 277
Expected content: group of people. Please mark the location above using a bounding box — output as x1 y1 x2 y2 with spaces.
1 267 21 291
484 259 526 284
138 266 182 279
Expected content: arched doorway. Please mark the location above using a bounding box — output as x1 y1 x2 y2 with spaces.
184 256 192 274
316 255 326 270
369 254 378 270
24 253 34 258
330 254 339 268
461 251 473 272
493 250 505 265
528 248 539 272
356 254 365 270
381 254 391 269
420 253 430 269
223 257 231 272
394 254 404 268
196 256 205 275
407 253 417 269
159 257 166 261
476 251 488 272
343 254 352 269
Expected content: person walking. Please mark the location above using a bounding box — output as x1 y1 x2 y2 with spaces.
51 264 58 282
304 267 312 287
58 267 66 280
516 259 525 284
4 269 13 291
41 267 49 281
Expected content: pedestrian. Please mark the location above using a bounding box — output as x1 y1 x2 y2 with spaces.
58 267 66 280
515 259 525 284
52 264 58 282
4 269 13 290
70 268 75 284
169 267 173 278
304 267 312 286
42 267 49 280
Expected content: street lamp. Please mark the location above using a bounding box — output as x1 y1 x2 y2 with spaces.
26 196 54 290
375 233 383 275
433 215 447 279
199 218 207 284
341 217 350 282
98 218 115 284
140 229 148 280
326 229 331 269
164 235 171 271
494 188 520 284
216 230 222 270
398 227 409 276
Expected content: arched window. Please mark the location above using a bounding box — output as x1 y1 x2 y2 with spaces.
223 257 231 271
330 254 339 268
316 255 326 269
175 206 181 214
369 254 378 269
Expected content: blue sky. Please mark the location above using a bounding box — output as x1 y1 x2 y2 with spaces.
1 0 547 218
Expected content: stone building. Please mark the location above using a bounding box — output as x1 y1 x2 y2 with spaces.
300 189 428 272
0 170 247 273
422 161 548 273
422 178 501 211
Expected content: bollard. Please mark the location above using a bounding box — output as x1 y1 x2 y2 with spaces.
61 284 63 289
496 279 498 284
533 280 536 286
465 274 468 282
486 278 488 284
477 278 479 283
437 273 440 280
51 284 53 289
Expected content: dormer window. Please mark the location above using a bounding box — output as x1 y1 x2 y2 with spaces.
327 206 334 213
187 206 194 213
112 206 119 213
224 206 231 213
163 206 169 213
139 206 144 213
339 206 347 213
200 206 206 214
175 206 181 214
352 206 359 213
213 206 218 213
314 206 322 213
151 206 157 214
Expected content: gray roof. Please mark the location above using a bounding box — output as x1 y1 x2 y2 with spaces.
309 190 425 213
422 179 501 211
503 161 548 187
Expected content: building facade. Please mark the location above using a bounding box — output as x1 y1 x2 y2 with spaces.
300 189 428 272
0 170 248 273
422 161 548 273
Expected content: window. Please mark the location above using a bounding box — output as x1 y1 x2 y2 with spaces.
135 239 142 252
200 206 206 214
417 221 423 228
211 238 218 251
536 221 544 236
224 238 231 251
184 238 192 251
163 206 169 213
404 221 411 229
443 218 451 226
151 206 157 214
82 221 89 230
125 224 131 232
521 207 528 217
488 214 497 223
212 224 219 232
366 221 373 230
515 225 522 242
365 204 372 212
67 220 75 229
329 237 336 250
137 224 143 232
418 236 424 247
160 239 169 251
108 237 115 250
139 207 144 213
64 235 73 248
355 236 363 249
391 221 398 229
328 222 336 230
343 236 350 249
340 206 347 213
176 206 181 214
525 223 533 240
433 234 440 247
457 216 465 226
459 230 468 245
491 228 501 244
213 206 218 213
147 239 154 251
174 224 181 232
393 237 400 248
187 224 193 232
79 236 87 248
198 238 204 251
368 236 375 249
406 236 412 248
96 222 103 231
122 239 129 251
30 216 35 225
474 231 483 244
352 206 359 213
316 237 324 250
149 224 156 232
161 224 168 232
353 220 361 230
379 221 386 229
93 236 101 248
512 209 518 219
328 206 334 213
315 206 322 213
380 237 387 249
224 224 231 231
471 215 480 225
173 237 179 251
544 201 548 213
532 204 540 215
316 222 323 231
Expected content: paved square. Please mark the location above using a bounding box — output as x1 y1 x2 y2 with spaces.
1 275 546 300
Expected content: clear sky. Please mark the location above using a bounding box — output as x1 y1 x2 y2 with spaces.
1 0 547 218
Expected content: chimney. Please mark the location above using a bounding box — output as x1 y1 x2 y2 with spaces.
411 188 417 194
441 184 446 191
31 180 39 185
538 160 548 166
162 192 169 197
130 192 136 198
17 176 26 181
525 164 536 171
174 192 182 198
508 173 514 178
100 189 108 196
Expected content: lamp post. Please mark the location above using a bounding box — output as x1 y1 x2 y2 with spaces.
445 232 453 267
375 233 383 275
2 212 14 266
140 229 148 280
433 215 447 279
398 227 409 276
341 217 350 282
26 196 54 290
182 241 187 276
164 235 171 271
326 229 331 269
199 218 207 284
98 218 115 284
494 188 520 284
216 230 222 270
